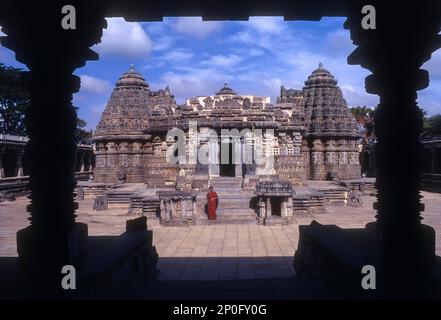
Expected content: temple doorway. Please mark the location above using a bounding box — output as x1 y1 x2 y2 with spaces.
270 197 283 216
219 141 236 177
2 150 17 177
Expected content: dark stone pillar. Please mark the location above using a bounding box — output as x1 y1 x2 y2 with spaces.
432 148 441 174
0 147 5 178
1 3 106 296
345 3 441 297
79 152 85 172
16 151 24 177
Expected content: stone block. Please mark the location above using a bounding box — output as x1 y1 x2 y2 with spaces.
126 216 147 232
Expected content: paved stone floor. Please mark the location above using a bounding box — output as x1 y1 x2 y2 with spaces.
1 190 441 282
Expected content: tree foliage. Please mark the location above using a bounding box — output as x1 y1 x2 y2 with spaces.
0 63 29 135
0 63 92 143
74 107 93 144
422 114 441 137
350 106 376 144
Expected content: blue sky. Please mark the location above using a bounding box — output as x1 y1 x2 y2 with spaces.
1 17 440 130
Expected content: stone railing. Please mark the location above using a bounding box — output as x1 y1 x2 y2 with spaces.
0 171 94 198
74 171 94 181
421 135 441 143
0 134 29 143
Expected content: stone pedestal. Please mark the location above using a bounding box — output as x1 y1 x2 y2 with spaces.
16 222 88 295
294 221 436 297
158 190 197 226
255 180 295 225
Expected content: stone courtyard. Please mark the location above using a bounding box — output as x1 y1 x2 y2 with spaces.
2 189 441 282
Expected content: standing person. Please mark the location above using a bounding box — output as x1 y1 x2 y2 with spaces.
207 186 218 220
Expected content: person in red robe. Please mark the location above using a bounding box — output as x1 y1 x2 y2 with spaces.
207 186 218 220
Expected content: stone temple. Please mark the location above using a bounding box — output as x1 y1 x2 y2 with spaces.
87 63 366 225
93 63 361 187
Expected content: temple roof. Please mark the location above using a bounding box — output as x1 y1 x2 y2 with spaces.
215 82 237 96
115 64 150 89
304 62 337 86
93 65 152 139
302 63 359 138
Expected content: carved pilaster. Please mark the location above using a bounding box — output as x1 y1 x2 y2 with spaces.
345 2 441 296
1 3 106 295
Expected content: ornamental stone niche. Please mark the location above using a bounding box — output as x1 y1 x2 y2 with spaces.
255 181 295 225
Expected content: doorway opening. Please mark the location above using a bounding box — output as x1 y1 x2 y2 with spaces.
270 197 283 216
220 140 235 177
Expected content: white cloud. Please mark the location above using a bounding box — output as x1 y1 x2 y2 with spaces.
230 31 254 44
91 103 107 116
174 17 223 39
153 35 174 51
247 48 265 57
423 48 441 80
153 67 230 103
80 75 112 95
203 54 242 68
341 85 379 107
418 79 441 115
325 30 355 57
417 96 441 116
159 49 194 62
247 17 285 34
94 18 153 58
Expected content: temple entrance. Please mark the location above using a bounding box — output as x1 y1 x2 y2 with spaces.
270 197 283 216
3 150 17 177
219 141 236 177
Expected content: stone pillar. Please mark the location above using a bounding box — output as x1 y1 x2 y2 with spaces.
1 3 106 296
0 148 5 179
171 200 176 220
16 151 24 177
345 4 441 296
160 199 165 220
209 138 219 177
430 148 436 173
79 152 85 172
266 197 272 217
258 197 265 222
281 199 287 217
234 138 243 178
287 197 293 217
192 198 197 218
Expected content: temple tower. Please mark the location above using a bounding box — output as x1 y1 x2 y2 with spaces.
92 65 151 183
302 63 361 180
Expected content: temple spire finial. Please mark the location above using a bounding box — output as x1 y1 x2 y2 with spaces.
130 64 135 72
319 62 323 69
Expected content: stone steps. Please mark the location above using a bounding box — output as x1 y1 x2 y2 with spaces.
312 187 347 206
209 177 243 190
207 214 257 225
292 193 326 215
217 208 256 216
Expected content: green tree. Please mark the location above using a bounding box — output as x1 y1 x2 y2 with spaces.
0 63 92 143
350 106 375 140
0 63 29 135
74 108 93 144
422 114 441 137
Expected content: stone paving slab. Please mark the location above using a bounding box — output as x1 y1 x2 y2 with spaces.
1 191 441 281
